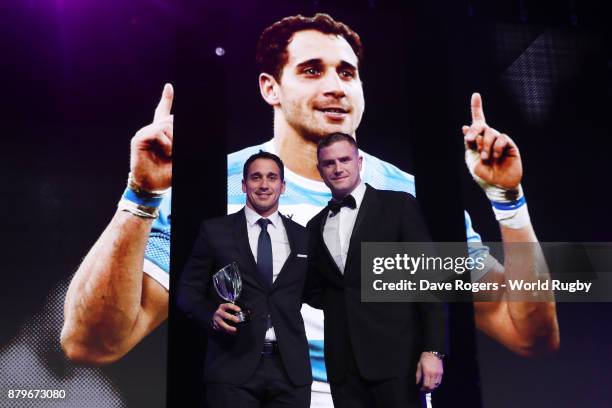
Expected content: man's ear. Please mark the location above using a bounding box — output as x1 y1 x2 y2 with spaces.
242 179 246 193
259 73 281 106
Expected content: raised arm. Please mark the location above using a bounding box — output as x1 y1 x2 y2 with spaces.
61 84 174 365
463 93 560 356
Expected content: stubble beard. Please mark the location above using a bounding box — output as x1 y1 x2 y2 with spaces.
292 116 353 144
248 196 276 216
282 101 354 143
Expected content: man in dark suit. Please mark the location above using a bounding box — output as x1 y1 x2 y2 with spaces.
306 133 447 408
177 151 313 408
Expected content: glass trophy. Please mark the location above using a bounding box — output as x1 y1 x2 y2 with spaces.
212 262 251 323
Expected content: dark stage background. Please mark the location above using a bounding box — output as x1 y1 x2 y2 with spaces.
1 0 610 407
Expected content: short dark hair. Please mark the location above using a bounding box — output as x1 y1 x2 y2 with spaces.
256 13 363 81
243 151 285 181
316 133 359 158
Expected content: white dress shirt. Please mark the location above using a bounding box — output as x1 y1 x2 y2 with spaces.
244 206 291 341
323 182 367 273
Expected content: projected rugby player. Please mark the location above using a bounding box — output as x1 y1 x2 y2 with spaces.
227 13 559 404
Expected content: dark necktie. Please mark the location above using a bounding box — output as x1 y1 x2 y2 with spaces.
256 218 273 288
328 194 357 216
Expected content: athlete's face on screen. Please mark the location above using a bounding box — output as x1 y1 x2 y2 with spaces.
273 30 365 141
317 140 362 198
242 158 286 217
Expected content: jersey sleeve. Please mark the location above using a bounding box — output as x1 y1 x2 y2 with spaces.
143 189 172 290
463 210 497 281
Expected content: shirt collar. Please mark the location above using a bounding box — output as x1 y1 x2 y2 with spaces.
351 181 367 209
244 205 281 228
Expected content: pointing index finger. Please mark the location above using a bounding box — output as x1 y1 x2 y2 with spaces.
154 83 174 123
470 92 486 124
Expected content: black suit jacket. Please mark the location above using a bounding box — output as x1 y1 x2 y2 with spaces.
306 184 447 382
177 209 312 386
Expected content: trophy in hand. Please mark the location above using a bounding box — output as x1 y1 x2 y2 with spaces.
212 262 251 323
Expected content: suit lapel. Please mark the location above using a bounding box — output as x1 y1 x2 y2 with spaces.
232 209 266 290
318 207 344 279
345 184 378 273
271 215 296 290
280 213 296 255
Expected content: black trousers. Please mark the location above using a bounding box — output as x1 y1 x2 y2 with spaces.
205 354 310 408
329 351 423 408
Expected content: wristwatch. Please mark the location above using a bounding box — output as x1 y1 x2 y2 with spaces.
427 351 446 360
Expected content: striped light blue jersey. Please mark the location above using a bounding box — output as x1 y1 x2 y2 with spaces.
143 189 171 290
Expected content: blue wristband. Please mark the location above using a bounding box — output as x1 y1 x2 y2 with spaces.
122 187 164 208
490 196 526 211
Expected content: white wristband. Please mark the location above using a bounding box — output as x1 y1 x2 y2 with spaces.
492 203 530 229
465 149 530 229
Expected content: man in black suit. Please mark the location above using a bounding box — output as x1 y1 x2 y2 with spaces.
177 151 313 408
306 133 446 408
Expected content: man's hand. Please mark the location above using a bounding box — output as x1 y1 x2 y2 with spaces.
211 303 242 334
130 83 174 191
462 93 522 190
416 352 443 393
